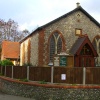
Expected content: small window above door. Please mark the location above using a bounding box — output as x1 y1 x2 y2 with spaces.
75 29 82 36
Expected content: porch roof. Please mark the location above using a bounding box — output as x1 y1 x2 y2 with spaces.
69 35 98 57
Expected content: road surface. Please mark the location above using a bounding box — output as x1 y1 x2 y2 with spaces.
0 91 33 100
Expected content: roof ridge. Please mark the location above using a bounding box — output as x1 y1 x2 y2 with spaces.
20 6 100 43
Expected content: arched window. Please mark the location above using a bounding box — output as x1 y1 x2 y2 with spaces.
92 35 100 66
99 42 100 53
49 32 62 61
50 35 55 61
57 37 62 54
80 44 92 55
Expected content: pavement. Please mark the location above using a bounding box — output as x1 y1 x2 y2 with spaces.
0 91 33 100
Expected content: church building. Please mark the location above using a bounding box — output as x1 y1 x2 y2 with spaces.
20 3 100 67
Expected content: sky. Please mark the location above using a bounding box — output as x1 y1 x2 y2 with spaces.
0 0 100 32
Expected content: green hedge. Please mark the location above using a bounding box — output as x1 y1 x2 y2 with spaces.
0 59 14 66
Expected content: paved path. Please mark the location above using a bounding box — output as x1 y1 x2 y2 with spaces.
0 91 33 100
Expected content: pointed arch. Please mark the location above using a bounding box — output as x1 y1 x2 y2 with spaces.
80 43 93 55
48 30 66 62
92 35 100 66
92 35 100 51
48 30 66 51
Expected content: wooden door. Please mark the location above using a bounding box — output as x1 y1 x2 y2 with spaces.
80 56 92 67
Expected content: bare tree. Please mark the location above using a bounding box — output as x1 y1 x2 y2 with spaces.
0 19 30 43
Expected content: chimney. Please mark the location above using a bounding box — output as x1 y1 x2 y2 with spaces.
76 2 80 7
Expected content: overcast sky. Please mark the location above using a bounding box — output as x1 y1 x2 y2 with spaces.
0 0 100 32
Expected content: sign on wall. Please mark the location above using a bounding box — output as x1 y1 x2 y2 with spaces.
54 56 59 66
61 74 66 80
60 56 67 66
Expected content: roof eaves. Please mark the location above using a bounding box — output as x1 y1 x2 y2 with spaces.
19 27 42 43
79 7 100 27
40 6 100 28
40 7 80 28
20 6 100 43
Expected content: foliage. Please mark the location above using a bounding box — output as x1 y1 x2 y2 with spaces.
19 78 28 82
0 19 30 43
39 80 47 84
0 59 14 66
23 63 33 66
0 73 3 76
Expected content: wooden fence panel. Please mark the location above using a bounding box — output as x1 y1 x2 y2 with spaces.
86 67 100 84
2 66 5 75
29 67 51 82
0 66 1 73
6 66 12 77
13 66 27 79
1 66 100 84
54 67 83 84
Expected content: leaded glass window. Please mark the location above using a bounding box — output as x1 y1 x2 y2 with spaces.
50 36 55 61
57 37 62 54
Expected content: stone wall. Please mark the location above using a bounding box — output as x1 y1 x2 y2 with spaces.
0 76 100 100
30 33 39 66
20 38 31 66
43 11 100 65
20 9 100 66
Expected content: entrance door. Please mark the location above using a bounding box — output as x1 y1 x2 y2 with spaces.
80 56 92 67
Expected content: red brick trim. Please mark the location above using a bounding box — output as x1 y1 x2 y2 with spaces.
0 76 100 89
92 35 100 43
38 29 45 66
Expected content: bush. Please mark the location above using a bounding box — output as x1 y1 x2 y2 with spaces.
39 80 47 84
19 78 28 82
23 63 33 66
0 59 14 66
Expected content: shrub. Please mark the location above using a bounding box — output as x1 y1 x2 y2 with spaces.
0 59 14 66
39 80 47 84
19 78 28 82
23 63 33 66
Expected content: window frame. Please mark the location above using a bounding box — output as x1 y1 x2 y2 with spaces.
75 28 82 36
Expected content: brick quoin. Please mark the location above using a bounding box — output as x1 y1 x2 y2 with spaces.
38 29 45 66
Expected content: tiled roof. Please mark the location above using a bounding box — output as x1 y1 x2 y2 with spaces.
69 36 86 55
2 40 20 59
69 35 98 57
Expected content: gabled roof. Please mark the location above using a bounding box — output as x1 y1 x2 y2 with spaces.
69 35 98 57
69 36 86 55
20 6 100 43
40 6 100 28
1 40 20 59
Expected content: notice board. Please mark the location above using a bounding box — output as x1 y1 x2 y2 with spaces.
59 56 67 66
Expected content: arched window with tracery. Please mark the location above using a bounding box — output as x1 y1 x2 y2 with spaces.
99 42 100 53
92 35 100 66
49 32 62 61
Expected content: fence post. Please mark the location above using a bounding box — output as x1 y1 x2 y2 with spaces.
27 66 29 80
51 66 54 84
12 66 13 79
5 66 6 76
83 67 86 85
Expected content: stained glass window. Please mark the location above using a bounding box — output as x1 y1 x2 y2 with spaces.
57 37 62 54
50 36 55 61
